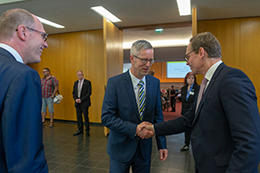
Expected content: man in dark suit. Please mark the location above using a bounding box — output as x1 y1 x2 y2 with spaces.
102 40 168 173
0 9 48 172
143 32 260 173
73 70 92 136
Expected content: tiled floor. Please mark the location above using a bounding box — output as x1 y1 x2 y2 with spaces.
43 121 195 173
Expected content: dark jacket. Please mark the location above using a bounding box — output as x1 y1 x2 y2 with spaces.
102 71 167 163
180 83 200 115
154 63 260 173
73 79 92 108
0 48 48 173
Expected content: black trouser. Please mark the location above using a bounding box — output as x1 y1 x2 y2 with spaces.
170 96 176 112
185 128 191 146
76 104 90 132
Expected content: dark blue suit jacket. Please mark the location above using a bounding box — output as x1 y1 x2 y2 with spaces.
102 71 167 162
155 63 260 173
0 48 48 172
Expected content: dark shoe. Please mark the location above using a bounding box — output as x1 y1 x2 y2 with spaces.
180 145 189 152
86 131 90 136
73 131 83 136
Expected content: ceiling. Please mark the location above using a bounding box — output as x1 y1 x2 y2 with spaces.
1 0 260 62
0 0 260 35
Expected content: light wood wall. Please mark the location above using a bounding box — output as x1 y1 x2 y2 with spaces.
151 62 185 83
198 17 260 108
30 30 105 123
103 18 123 80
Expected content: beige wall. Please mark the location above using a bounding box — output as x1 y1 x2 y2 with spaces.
198 17 260 108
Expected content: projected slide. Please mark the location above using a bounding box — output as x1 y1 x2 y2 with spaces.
167 61 191 78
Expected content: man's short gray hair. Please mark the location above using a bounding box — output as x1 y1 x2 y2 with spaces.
130 40 153 56
0 8 35 40
190 32 222 58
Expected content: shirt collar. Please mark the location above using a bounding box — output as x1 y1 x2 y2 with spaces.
0 43 24 64
205 60 223 82
129 70 146 88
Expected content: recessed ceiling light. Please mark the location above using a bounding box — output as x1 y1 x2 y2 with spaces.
0 0 26 5
36 16 65 29
91 6 121 23
176 0 191 16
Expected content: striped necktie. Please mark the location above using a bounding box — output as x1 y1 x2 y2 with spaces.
138 80 146 120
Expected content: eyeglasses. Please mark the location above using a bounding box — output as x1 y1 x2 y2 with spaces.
26 26 48 41
134 55 154 64
184 50 195 62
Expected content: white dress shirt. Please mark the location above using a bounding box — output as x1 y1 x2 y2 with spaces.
204 60 223 90
129 70 146 110
0 43 24 64
78 79 84 98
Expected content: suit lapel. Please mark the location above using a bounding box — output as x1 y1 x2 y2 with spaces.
123 72 139 118
192 63 225 125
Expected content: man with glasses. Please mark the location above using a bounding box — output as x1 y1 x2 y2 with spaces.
141 32 260 173
102 40 167 173
0 9 48 172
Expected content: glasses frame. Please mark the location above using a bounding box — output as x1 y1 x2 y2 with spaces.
133 55 155 64
16 26 48 41
184 50 195 62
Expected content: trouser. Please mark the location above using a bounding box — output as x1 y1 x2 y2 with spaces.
109 144 151 173
170 97 176 111
75 104 90 132
185 128 191 146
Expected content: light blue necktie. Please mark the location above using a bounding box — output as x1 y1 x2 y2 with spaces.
138 80 146 120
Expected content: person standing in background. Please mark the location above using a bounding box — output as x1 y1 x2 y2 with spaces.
0 8 48 172
169 85 176 112
41 67 59 127
73 70 92 136
180 72 199 151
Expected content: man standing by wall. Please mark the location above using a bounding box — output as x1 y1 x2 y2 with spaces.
41 67 59 127
102 40 168 173
73 70 92 136
0 8 48 172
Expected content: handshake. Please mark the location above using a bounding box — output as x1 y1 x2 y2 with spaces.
136 122 155 139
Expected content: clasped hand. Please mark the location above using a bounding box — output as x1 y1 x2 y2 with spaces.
136 121 155 139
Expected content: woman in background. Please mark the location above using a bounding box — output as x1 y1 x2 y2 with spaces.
180 72 200 151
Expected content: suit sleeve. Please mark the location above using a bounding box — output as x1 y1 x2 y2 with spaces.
2 69 48 173
72 82 78 100
220 70 260 172
101 78 137 139
154 80 167 150
81 80 92 102
154 107 195 136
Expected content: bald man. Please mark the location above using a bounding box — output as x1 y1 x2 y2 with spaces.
0 9 48 172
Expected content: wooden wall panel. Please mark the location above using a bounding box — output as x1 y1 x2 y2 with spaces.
198 17 260 108
103 19 123 80
30 30 105 123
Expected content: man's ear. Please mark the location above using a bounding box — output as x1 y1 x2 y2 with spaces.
130 55 134 63
16 25 27 41
199 47 206 58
